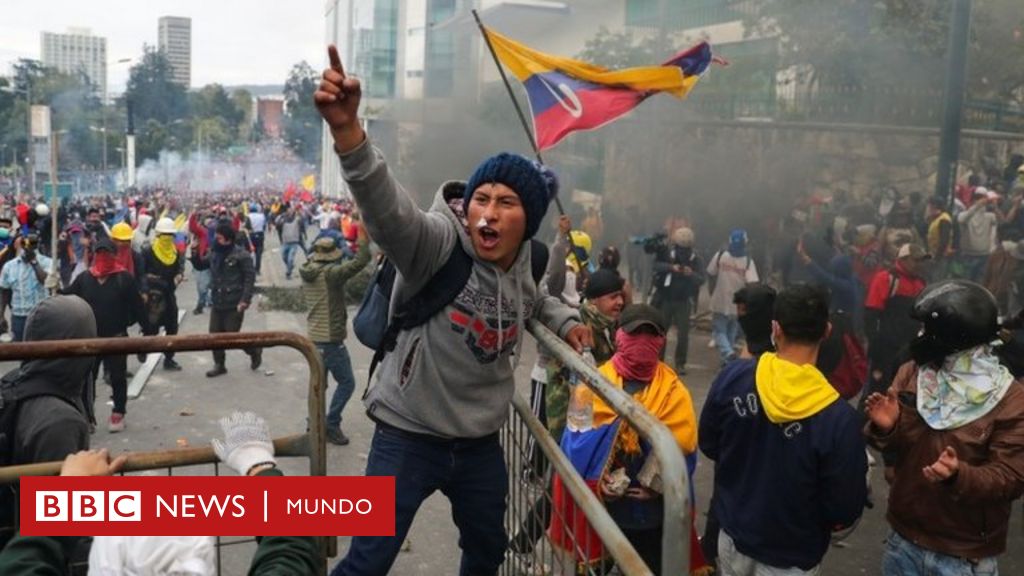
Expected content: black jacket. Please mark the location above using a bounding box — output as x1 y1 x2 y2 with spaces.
63 271 145 337
648 243 704 302
208 245 255 310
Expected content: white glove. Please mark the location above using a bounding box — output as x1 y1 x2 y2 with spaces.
211 411 275 476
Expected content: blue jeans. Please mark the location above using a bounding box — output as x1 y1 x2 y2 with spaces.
331 424 508 576
11 315 27 342
320 343 356 430
712 312 740 364
282 242 302 278
194 268 211 309
882 531 998 576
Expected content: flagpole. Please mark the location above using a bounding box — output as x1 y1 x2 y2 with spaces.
471 9 566 216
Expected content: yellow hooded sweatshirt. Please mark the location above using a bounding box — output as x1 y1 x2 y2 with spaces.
755 352 839 424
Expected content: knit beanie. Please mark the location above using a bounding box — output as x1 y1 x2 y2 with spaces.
585 269 625 300
463 153 556 240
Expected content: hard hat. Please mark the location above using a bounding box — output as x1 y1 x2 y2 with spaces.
35 203 50 217
566 230 592 272
154 217 177 235
111 222 134 242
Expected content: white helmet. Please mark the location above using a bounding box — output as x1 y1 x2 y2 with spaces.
154 217 177 235
35 203 50 217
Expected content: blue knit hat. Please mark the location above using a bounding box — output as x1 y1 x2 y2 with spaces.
463 153 557 240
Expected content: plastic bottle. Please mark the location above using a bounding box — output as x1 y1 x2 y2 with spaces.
566 347 597 432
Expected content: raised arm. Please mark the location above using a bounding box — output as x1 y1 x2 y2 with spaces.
316 45 452 288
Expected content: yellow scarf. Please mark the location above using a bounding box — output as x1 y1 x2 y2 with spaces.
152 235 178 266
594 361 698 456
755 352 839 424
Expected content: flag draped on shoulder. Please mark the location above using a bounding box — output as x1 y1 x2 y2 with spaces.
484 27 714 151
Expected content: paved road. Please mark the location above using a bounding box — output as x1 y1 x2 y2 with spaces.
8 234 1024 574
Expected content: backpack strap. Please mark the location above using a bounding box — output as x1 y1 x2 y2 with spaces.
363 240 550 397
887 271 900 300
364 243 474 393
530 239 548 285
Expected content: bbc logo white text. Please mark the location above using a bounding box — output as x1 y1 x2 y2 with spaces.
35 491 141 522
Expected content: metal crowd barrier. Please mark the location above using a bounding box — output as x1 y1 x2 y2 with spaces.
499 321 691 576
0 331 333 575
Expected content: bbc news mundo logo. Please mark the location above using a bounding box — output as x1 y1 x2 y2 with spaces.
21 476 394 536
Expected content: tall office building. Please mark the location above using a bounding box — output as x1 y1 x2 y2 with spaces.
40 28 107 97
158 16 192 88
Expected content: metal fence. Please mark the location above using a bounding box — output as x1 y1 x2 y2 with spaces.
500 321 691 576
0 331 333 575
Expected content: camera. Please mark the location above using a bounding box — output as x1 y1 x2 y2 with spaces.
630 233 667 252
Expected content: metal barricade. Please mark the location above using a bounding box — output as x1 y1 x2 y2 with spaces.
0 331 334 575
500 321 691 576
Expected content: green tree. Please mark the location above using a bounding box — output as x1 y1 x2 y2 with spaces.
743 0 1024 105
0 59 107 171
231 88 255 142
283 61 321 163
124 45 188 126
576 27 671 69
188 84 246 152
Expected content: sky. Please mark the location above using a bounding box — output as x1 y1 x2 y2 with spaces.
0 0 330 93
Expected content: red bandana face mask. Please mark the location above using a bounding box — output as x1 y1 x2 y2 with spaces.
90 251 126 279
611 329 665 382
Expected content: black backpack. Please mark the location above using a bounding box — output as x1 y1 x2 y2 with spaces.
354 239 549 391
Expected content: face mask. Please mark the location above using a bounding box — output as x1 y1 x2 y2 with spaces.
910 333 956 367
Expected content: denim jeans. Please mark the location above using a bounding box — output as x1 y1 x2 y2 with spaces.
712 313 740 364
882 531 998 576
331 424 508 576
194 268 211 309
282 242 302 278
718 530 820 576
251 233 265 275
320 342 356 430
11 315 27 342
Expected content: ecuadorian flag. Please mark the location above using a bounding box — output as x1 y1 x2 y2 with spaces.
485 27 715 151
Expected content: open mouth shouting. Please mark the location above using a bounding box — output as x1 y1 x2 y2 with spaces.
476 225 501 251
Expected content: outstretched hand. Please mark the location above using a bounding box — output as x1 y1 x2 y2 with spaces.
864 390 899 433
923 446 959 483
314 45 365 154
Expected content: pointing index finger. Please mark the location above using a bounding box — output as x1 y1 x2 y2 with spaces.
328 45 345 76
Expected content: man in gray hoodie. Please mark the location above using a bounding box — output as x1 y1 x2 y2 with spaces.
316 46 590 576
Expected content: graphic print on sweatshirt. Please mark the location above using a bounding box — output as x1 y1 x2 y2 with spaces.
448 286 536 364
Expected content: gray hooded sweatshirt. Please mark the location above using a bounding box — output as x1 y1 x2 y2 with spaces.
339 139 580 439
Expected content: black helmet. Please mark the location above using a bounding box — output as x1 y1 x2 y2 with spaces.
911 280 998 353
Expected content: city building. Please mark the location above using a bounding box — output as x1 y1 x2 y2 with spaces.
257 97 285 139
40 28 107 98
158 16 192 88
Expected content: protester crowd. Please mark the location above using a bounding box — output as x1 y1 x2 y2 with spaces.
0 47 1022 576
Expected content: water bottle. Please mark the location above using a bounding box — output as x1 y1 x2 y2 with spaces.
566 347 597 432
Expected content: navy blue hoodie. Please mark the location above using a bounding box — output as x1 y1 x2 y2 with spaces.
699 357 867 570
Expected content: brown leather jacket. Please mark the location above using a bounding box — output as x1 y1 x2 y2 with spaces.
865 361 1024 559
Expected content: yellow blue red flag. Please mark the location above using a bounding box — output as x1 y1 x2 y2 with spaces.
485 27 714 150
